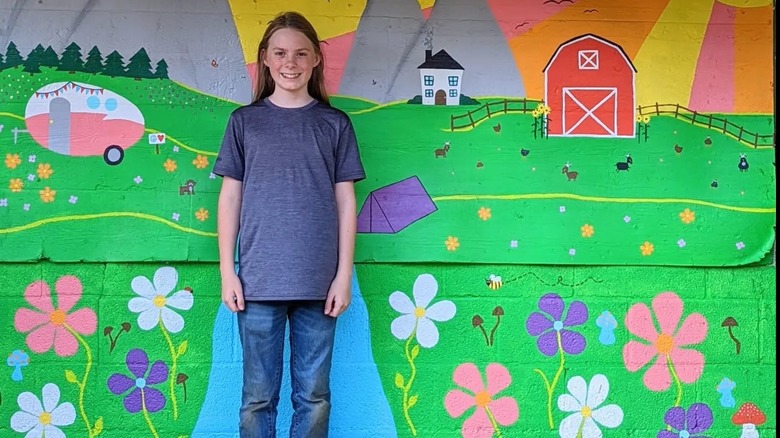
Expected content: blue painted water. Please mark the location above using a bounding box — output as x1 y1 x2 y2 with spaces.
191 269 397 437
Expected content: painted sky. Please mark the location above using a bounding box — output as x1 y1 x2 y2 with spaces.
228 0 773 113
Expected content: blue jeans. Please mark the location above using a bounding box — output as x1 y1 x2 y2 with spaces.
237 300 337 438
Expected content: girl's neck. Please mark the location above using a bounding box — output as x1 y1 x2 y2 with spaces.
267 89 315 108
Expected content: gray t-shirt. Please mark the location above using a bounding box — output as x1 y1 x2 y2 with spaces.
213 98 366 301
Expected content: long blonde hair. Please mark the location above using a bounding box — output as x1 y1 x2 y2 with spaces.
252 11 329 105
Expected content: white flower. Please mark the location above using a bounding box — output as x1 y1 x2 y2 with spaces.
129 266 193 333
623 215 631 223
69 195 78 204
677 239 686 248
28 155 36 163
11 382 76 438
172 213 180 221
27 174 35 181
735 241 745 250
569 248 576 256
389 274 456 348
558 374 624 438
134 175 143 184
559 206 566 213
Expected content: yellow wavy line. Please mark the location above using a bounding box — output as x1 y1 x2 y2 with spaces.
0 212 217 237
347 99 410 115
144 129 218 157
0 112 25 121
431 193 776 214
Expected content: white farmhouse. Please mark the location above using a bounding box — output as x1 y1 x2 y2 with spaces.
417 48 464 105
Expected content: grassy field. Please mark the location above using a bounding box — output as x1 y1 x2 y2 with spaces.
0 67 775 265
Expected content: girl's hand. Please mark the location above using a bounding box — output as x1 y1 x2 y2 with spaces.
221 273 245 312
324 275 351 317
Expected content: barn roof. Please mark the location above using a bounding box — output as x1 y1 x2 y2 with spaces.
542 33 637 73
417 49 464 70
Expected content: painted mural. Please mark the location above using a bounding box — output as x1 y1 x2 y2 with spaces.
0 0 775 437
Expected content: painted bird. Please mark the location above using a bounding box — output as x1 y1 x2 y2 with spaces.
674 144 683 154
520 148 530 157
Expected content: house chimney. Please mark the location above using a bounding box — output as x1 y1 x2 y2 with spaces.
425 49 432 61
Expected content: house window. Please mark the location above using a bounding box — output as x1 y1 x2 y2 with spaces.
425 89 434 98
448 76 458 86
449 89 458 97
578 50 599 70
424 75 434 86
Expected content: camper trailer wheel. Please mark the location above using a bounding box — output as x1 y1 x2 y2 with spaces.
104 145 124 165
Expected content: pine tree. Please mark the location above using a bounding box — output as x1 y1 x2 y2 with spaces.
153 59 169 79
83 46 104 74
102 50 126 77
4 42 24 68
41 46 59 68
125 48 154 80
58 42 85 73
0 52 5 71
22 45 45 75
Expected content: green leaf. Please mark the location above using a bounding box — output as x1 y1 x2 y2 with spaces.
411 345 420 360
93 417 104 435
177 340 188 357
65 370 78 384
394 372 405 389
408 395 418 408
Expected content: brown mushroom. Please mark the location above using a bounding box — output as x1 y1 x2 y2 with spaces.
472 315 489 346
489 306 504 346
732 402 765 438
721 317 741 354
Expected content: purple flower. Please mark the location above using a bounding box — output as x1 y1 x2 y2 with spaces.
526 293 588 356
657 403 713 438
107 349 168 413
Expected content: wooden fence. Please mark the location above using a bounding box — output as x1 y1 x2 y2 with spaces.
637 103 774 148
450 99 542 131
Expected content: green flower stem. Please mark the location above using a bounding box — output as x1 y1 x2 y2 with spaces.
667 355 683 407
485 407 503 438
401 324 419 436
159 320 180 420
64 324 96 437
533 331 566 430
576 417 586 438
141 390 160 438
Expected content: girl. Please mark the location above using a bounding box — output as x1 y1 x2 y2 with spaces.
213 11 365 438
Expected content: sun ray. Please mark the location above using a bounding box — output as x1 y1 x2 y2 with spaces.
633 0 715 106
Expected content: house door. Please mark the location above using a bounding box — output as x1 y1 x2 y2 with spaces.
562 88 617 136
48 98 71 155
435 90 447 105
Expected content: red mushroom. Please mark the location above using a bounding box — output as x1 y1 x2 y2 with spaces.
732 402 765 438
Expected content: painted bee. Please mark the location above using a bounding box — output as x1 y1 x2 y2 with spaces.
485 274 503 290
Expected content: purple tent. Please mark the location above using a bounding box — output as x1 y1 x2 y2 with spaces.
357 176 437 234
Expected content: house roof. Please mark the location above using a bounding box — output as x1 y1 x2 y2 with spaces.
417 49 464 70
542 33 637 73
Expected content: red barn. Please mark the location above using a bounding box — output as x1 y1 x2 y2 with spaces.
543 34 636 138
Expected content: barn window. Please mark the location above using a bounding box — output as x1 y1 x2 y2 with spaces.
449 89 458 97
448 76 458 86
578 50 599 70
425 89 434 97
424 75 434 86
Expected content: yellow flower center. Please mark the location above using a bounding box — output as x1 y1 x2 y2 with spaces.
475 391 492 408
414 307 425 318
580 406 592 418
153 295 167 308
656 334 674 354
49 310 66 326
39 412 52 425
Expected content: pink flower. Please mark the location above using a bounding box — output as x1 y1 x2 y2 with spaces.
444 363 519 438
622 292 707 391
14 276 97 357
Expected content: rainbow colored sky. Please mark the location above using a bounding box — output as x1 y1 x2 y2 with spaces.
228 0 773 113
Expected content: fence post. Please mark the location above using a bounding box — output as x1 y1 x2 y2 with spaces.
691 111 697 124
738 126 744 142
655 102 660 115
754 133 759 147
450 116 454 131
723 119 728 133
708 114 713 128
468 111 475 128
486 104 491 117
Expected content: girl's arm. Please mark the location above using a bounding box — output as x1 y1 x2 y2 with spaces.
325 181 357 317
217 176 245 312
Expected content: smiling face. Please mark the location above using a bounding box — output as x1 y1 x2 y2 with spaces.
263 28 320 100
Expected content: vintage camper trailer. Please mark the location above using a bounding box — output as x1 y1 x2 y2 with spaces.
24 81 145 165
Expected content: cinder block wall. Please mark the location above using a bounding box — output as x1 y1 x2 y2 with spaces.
0 1 775 437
